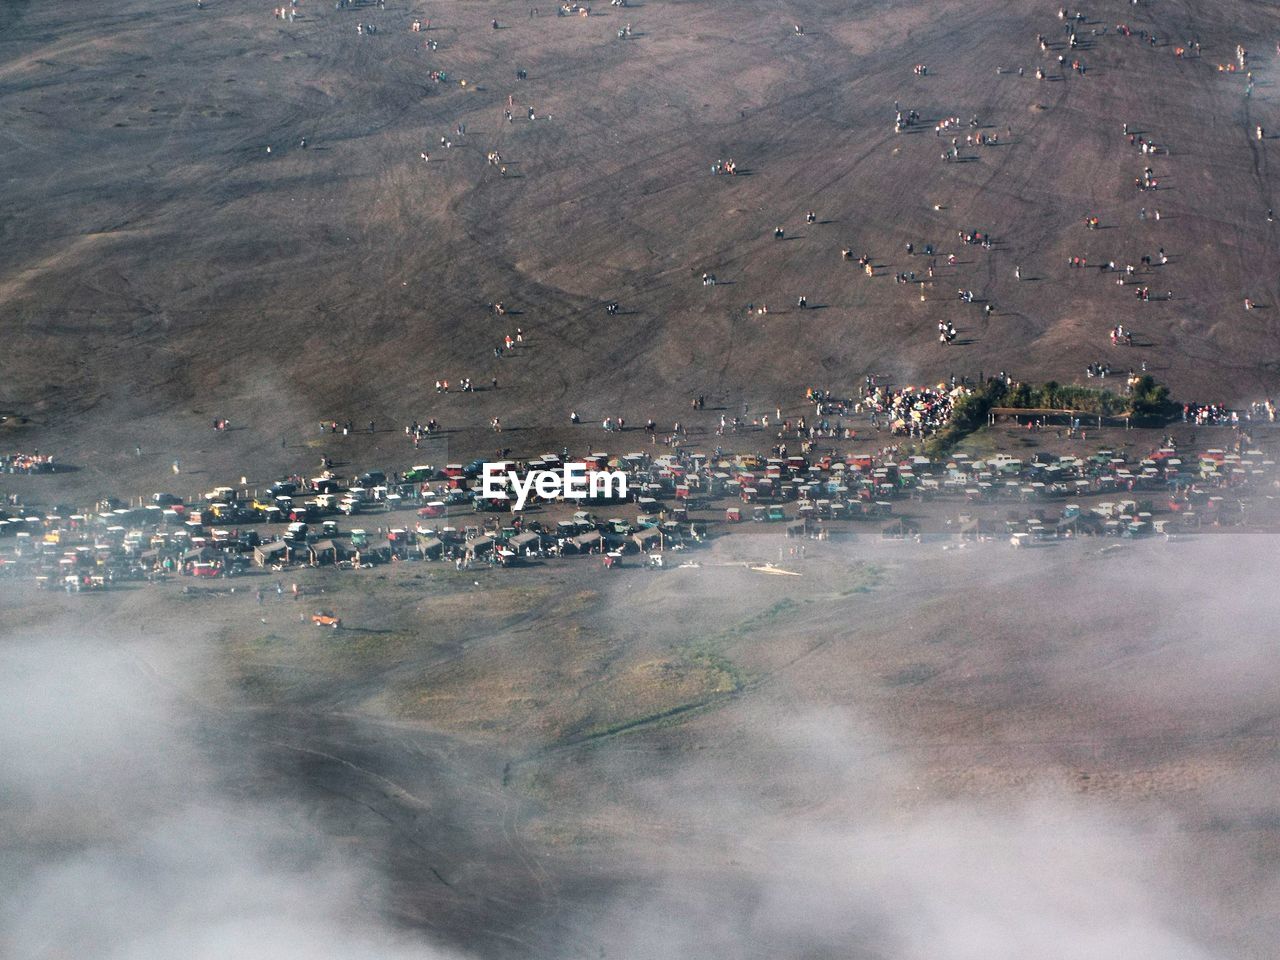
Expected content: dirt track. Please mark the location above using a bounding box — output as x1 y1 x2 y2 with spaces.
4 0 1280 498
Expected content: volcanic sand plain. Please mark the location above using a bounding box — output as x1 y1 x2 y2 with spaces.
4 0 1280 495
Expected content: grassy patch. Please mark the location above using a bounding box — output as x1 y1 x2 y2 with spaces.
839 562 885 596
552 576 886 748
952 429 1002 459
665 597 804 693
555 644 742 740
716 598 800 641
229 629 420 702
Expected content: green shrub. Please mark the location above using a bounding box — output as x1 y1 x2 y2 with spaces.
1127 375 1174 425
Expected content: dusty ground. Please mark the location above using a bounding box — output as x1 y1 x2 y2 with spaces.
4 2 1280 957
4 0 1280 498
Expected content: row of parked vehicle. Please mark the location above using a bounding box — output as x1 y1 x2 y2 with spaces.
3 439 1272 587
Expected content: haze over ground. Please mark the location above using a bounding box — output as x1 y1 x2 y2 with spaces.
3 539 1280 958
3 2 1280 958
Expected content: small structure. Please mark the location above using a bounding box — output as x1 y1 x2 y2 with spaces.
631 528 663 553
508 531 543 556
988 407 1131 430
353 539 392 565
307 539 347 566
881 518 921 540
182 546 218 565
567 530 604 554
464 535 495 560
254 542 290 567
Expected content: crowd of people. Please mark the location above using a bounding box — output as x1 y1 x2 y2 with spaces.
1245 399 1278 422
1182 403 1240 426
200 3 1280 502
1 453 56 475
869 384 970 438
800 383 969 440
